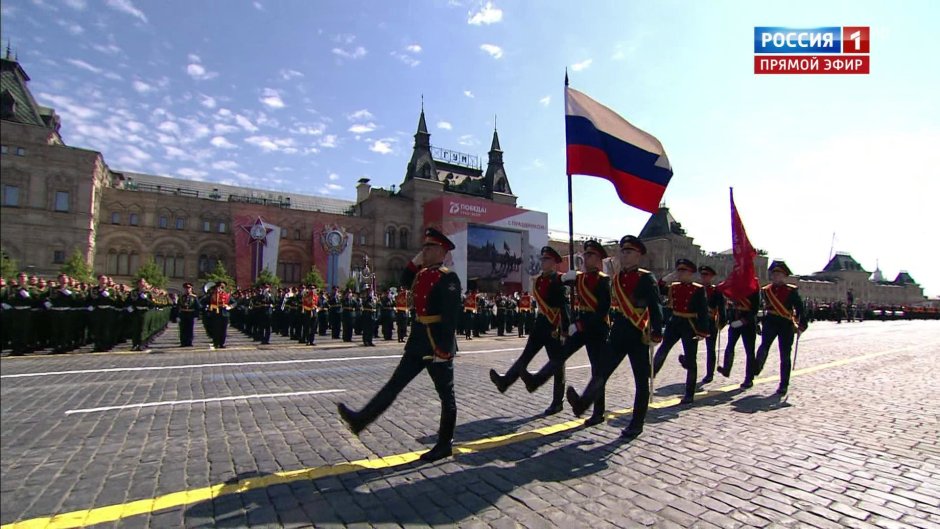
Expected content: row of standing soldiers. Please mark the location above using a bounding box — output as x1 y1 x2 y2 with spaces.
1 273 173 355
459 291 536 339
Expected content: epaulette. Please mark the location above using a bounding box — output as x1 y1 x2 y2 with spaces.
786 283 798 289
637 268 650 274
692 282 703 288
598 271 608 278
439 266 450 273
670 281 681 286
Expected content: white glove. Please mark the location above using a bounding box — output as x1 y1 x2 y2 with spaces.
568 323 578 336
730 319 744 329
102 290 111 298
1 303 11 310
562 270 578 282
126 306 135 312
43 301 52 309
19 290 30 298
411 251 423 267
86 306 94 312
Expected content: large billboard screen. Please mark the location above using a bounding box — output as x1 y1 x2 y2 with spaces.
467 225 523 287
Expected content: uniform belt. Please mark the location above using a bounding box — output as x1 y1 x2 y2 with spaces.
363 308 374 312
671 311 696 318
179 309 195 312
12 306 32 310
416 315 442 324
51 307 71 311
343 308 354 311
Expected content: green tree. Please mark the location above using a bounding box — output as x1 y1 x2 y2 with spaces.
343 276 357 292
302 266 326 289
0 247 17 281
253 267 281 289
204 261 235 288
60 249 94 283
135 256 168 289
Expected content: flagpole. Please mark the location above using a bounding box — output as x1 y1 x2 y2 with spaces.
565 70 576 321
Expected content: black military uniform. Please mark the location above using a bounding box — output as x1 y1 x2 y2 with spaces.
522 240 611 425
652 259 710 404
329 288 342 339
317 293 329 336
698 265 726 385
495 294 507 336
718 289 760 388
253 285 275 344
337 228 461 462
128 283 153 351
341 291 355 342
177 283 202 347
567 236 664 437
361 289 376 346
755 261 807 395
379 292 395 340
489 246 571 415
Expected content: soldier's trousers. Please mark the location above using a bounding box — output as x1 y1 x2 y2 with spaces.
130 310 147 347
530 331 607 417
210 314 229 347
382 316 394 340
755 317 795 389
502 324 565 405
362 314 374 345
93 308 115 351
257 312 272 344
464 311 475 339
396 312 409 341
722 323 757 382
318 311 329 335
302 312 316 344
577 319 651 428
653 318 699 400
355 353 456 446
179 314 196 346
342 314 354 342
703 321 719 378
330 313 342 339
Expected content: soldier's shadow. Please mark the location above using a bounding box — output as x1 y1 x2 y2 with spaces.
183 432 621 527
730 393 793 414
653 382 686 398
415 414 546 444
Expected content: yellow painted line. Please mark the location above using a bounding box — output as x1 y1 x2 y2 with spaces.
1 343 920 529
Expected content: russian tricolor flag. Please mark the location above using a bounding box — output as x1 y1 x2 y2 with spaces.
565 87 673 213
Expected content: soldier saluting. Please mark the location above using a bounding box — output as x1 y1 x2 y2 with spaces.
337 228 462 462
521 240 611 426
754 261 807 396
566 236 663 438
489 246 570 415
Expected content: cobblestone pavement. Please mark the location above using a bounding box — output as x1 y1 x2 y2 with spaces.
1 320 938 528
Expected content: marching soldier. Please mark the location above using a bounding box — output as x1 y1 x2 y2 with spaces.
462 288 477 340
495 293 507 336
717 283 760 388
301 285 318 345
90 274 118 352
341 289 355 342
754 261 808 395
128 278 154 351
253 283 275 345
380 289 395 341
566 236 663 438
395 286 409 343
7 272 37 355
521 240 611 425
489 246 571 415
698 265 726 385
329 286 343 339
517 291 533 337
361 287 376 346
207 281 232 349
337 228 462 462
47 274 76 354
177 282 201 347
652 259 710 405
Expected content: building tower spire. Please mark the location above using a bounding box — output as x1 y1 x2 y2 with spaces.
404 98 436 181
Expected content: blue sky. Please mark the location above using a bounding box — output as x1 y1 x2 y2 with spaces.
2 0 938 296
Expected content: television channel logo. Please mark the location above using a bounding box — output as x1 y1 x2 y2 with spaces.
754 26 869 74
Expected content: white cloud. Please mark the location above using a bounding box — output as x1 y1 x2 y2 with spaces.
164 145 187 159
186 62 218 81
318 183 344 194
348 122 377 134
468 1 502 25
406 44 422 53
571 58 593 72
188 53 201 63
36 92 97 121
177 168 208 179
464 90 474 98
280 69 304 80
292 123 326 135
253 1 264 10
217 108 232 117
539 95 551 106
332 46 367 60
480 44 503 59
319 134 338 148
132 80 154 93
333 34 357 45
92 41 122 55
328 173 340 181
347 109 373 121
458 134 478 147
64 0 86 9
213 123 238 134
246 135 282 152
57 19 84 35
66 58 101 73
212 160 239 170
200 95 216 108
157 120 180 135
210 136 236 149
235 114 258 132
391 51 420 67
260 88 285 109
105 0 147 23
437 121 452 130
369 138 395 154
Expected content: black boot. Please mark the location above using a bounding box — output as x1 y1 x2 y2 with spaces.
420 443 453 462
337 403 365 435
543 402 563 415
621 422 643 439
566 386 588 417
489 369 509 393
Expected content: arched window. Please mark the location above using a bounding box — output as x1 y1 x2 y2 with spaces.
399 228 409 250
129 212 139 226
385 227 396 248
117 252 129 276
107 249 118 275
359 230 367 246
